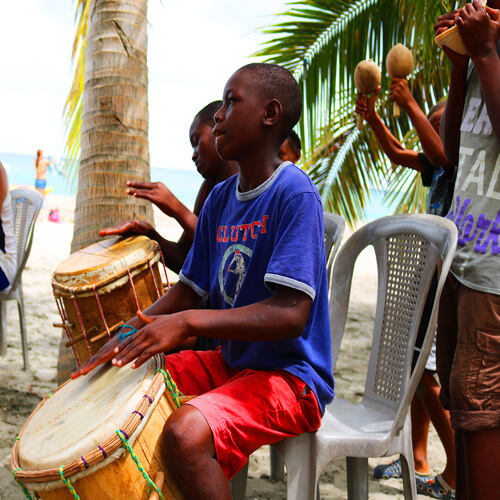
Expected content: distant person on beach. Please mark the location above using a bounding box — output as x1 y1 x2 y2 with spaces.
35 149 50 196
99 100 239 275
356 78 456 499
72 62 333 499
0 162 17 291
433 2 500 498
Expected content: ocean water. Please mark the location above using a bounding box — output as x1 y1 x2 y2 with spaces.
1 151 395 220
1 152 201 209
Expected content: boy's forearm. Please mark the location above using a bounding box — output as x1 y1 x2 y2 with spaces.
170 201 198 240
147 228 189 274
366 113 422 172
474 52 500 139
441 65 468 166
186 286 311 343
405 101 452 169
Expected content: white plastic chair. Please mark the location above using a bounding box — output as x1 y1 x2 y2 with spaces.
0 188 44 370
272 213 457 500
231 211 346 499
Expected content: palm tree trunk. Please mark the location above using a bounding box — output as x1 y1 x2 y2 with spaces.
71 0 153 252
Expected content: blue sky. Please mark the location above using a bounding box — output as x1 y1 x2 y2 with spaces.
0 0 288 170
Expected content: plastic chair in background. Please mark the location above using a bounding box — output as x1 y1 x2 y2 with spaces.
271 213 457 500
231 211 346 499
0 188 44 370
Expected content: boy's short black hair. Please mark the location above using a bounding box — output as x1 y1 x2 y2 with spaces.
427 99 447 120
194 100 223 126
287 130 302 152
238 63 303 140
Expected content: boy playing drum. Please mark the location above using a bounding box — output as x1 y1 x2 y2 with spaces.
72 63 334 499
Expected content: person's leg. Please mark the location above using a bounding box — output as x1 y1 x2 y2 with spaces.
411 391 431 474
416 369 455 488
448 284 500 498
164 405 232 500
454 430 468 500
462 427 500 499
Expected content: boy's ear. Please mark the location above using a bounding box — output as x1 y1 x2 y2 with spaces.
263 99 282 126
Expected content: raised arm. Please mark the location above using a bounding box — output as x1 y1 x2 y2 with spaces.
459 3 500 139
127 181 198 239
356 87 422 172
390 78 453 169
434 9 471 165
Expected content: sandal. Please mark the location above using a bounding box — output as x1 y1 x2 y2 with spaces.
373 458 402 479
418 473 456 499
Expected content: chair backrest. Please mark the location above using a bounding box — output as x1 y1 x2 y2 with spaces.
329 214 457 432
9 189 44 288
323 212 346 279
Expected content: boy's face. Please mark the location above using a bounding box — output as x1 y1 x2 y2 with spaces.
189 116 222 179
213 69 265 161
279 137 301 164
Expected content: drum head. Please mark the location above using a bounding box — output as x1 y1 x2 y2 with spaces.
18 358 158 472
52 235 160 294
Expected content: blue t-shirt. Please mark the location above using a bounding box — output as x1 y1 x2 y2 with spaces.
179 161 334 412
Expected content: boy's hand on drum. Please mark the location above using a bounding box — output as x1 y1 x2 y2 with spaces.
111 310 190 370
70 334 123 378
126 181 182 219
99 220 154 237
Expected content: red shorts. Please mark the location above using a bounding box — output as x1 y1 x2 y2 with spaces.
165 348 322 479
437 273 500 431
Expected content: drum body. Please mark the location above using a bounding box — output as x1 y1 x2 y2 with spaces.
12 356 183 499
52 236 165 366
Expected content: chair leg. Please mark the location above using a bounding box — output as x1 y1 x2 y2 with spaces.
400 452 417 500
270 445 285 481
230 460 248 500
274 434 317 500
346 456 368 500
17 287 29 371
0 300 6 356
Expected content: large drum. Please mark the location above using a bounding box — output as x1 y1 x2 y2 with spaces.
11 355 183 499
53 236 167 367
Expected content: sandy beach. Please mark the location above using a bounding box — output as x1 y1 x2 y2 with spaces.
0 193 446 499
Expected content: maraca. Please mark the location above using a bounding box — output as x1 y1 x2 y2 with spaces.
386 44 414 118
354 59 381 130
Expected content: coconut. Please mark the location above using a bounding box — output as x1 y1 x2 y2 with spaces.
386 43 414 78
354 60 381 95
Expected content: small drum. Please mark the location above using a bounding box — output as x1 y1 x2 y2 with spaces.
11 356 183 499
52 236 166 366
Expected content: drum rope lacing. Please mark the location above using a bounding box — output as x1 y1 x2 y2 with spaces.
59 466 80 499
92 283 112 341
157 368 184 408
72 296 93 357
116 430 163 499
12 467 33 500
55 297 80 367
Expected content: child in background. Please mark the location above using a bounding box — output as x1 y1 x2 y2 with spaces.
279 129 302 164
433 1 500 498
72 62 334 499
356 78 456 499
99 101 238 274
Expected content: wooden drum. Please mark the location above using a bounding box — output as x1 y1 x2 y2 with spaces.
11 356 183 499
52 236 166 367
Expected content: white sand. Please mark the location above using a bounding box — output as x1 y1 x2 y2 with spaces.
0 195 445 499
